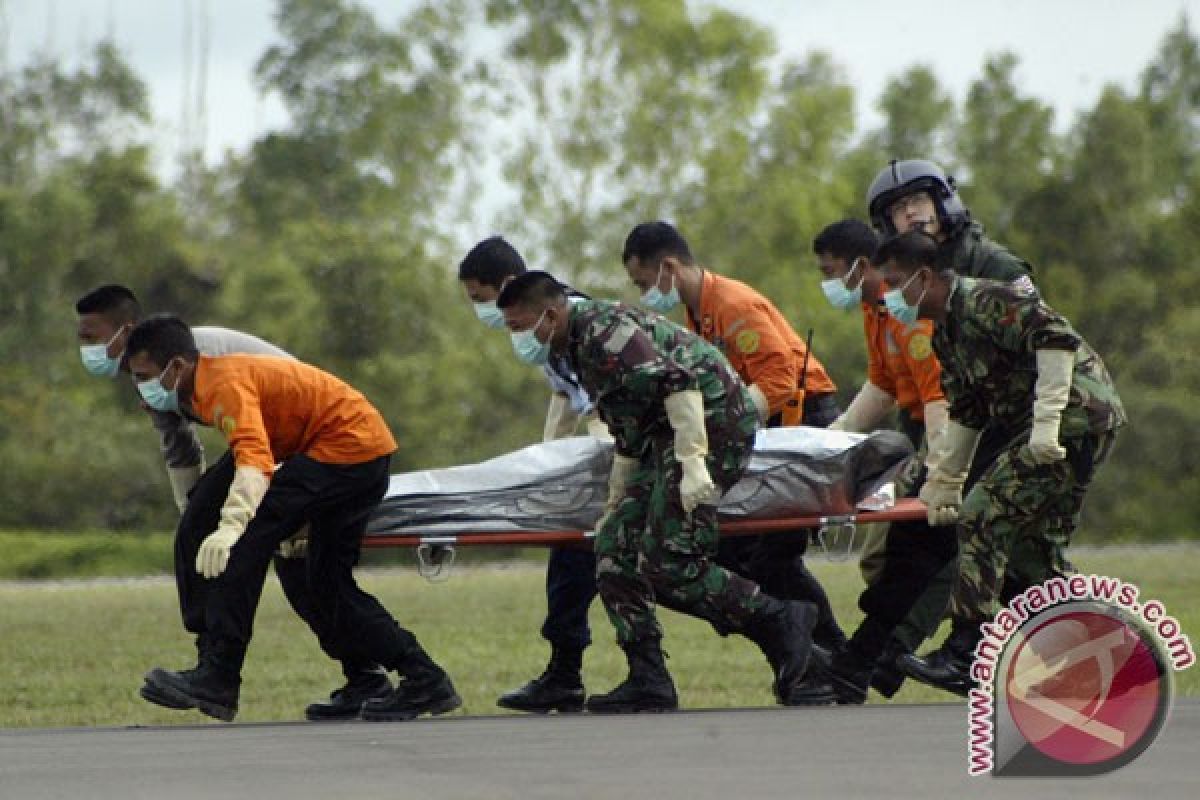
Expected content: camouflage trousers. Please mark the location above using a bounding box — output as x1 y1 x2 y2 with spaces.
951 428 1117 622
594 430 765 645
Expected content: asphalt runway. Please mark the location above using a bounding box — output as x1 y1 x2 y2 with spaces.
1 700 1196 799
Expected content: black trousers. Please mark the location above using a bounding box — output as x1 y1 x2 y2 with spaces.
200 454 419 676
716 397 845 644
851 517 959 659
540 547 597 651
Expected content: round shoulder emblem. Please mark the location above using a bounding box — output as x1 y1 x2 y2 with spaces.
908 332 932 360
735 329 760 355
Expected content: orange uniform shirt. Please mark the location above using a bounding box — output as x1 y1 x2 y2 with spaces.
189 354 398 477
686 271 836 416
861 301 944 420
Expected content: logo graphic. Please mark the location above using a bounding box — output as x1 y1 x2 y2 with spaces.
734 329 760 355
967 574 1193 778
907 332 932 360
992 602 1172 776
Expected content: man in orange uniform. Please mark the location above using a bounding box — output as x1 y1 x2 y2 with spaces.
622 220 845 651
813 218 958 700
128 314 459 723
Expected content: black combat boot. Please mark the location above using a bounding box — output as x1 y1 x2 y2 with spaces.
305 665 393 721
743 600 831 706
585 639 678 713
897 617 982 697
828 643 876 705
497 644 585 713
140 632 209 710
360 645 461 722
141 636 243 722
142 664 241 722
789 638 880 706
869 640 910 699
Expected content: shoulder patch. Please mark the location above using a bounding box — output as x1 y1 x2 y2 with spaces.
734 328 760 355
214 406 237 438
907 333 932 361
1011 274 1037 296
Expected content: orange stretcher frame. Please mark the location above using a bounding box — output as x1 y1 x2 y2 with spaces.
362 496 928 550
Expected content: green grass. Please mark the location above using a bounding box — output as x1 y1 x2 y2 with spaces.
0 545 1196 728
0 531 176 580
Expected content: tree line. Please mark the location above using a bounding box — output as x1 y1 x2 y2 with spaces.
1 0 1196 540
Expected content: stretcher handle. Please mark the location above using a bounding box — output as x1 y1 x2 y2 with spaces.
416 543 457 582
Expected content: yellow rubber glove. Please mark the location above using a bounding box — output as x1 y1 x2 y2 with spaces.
197 465 270 579
919 419 981 526
585 413 614 442
607 453 639 508
1026 348 1074 464
919 399 950 472
167 462 205 514
543 393 582 441
829 381 896 433
594 454 639 531
664 390 717 513
747 384 770 425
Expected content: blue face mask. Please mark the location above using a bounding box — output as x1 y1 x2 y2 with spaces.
79 329 124 377
510 311 552 366
821 258 865 310
883 270 927 328
137 362 181 413
641 264 681 312
473 301 505 329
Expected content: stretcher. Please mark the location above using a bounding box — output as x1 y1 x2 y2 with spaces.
360 428 929 578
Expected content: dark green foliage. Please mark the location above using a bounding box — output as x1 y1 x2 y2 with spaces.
1 4 1195 540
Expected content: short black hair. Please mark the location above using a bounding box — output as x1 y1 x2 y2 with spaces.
872 230 941 272
126 313 199 367
622 221 693 266
458 236 527 287
495 271 568 311
75 284 142 322
812 219 879 262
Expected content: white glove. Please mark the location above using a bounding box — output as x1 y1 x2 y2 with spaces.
605 455 639 513
585 413 614 442
919 399 950 472
543 393 581 442
594 454 639 532
919 419 981 526
747 384 770 424
664 390 718 513
1026 348 1074 464
196 465 270 578
830 381 895 433
167 463 204 514
277 522 310 559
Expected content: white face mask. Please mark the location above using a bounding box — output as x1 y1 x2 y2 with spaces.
473 301 505 329
509 311 552 366
883 269 926 328
820 257 865 310
79 328 124 377
641 263 681 312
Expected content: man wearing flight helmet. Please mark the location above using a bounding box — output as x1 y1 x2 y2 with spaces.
866 159 1035 293
865 160 1059 696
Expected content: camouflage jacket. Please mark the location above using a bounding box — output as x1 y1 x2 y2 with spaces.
934 277 1126 438
937 221 1036 294
562 299 758 458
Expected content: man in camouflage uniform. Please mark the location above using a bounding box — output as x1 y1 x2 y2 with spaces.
867 158 1056 682
497 271 825 711
875 232 1126 696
